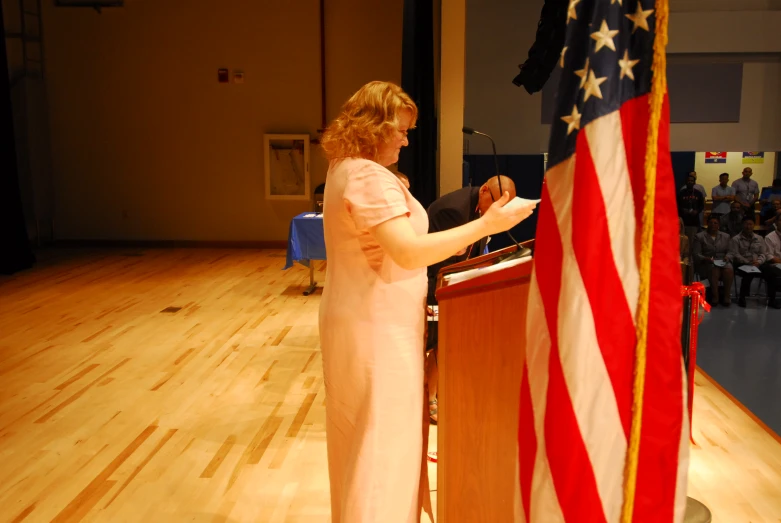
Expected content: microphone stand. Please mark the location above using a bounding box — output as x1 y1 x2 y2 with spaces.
462 127 532 261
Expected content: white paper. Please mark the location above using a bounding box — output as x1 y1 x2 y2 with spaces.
503 197 541 212
444 255 532 286
738 264 761 274
775 263 781 270
714 260 726 268
426 305 439 322
302 213 323 218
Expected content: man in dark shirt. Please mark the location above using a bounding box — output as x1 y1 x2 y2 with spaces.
720 200 745 237
424 175 516 424
678 174 705 260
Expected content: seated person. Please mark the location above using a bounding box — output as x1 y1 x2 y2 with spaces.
720 201 745 237
425 175 516 424
763 226 781 309
728 217 767 307
758 178 781 216
678 174 705 258
693 215 733 306
760 198 781 227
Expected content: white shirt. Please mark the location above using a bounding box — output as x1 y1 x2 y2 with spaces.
765 230 781 262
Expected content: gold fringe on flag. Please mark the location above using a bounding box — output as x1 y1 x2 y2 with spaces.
621 0 670 521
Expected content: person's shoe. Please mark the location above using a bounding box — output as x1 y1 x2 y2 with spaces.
738 297 747 307
768 299 781 309
722 300 731 307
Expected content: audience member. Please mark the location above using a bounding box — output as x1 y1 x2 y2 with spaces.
710 172 735 218
761 199 781 228
681 170 706 196
759 178 781 216
729 217 767 307
694 215 733 306
680 171 706 226
732 167 760 219
679 173 705 258
763 226 781 309
720 201 745 237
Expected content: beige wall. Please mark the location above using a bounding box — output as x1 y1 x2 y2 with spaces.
669 62 781 152
693 151 778 195
41 0 402 241
465 0 781 155
464 0 544 155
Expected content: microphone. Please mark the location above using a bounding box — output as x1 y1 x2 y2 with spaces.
462 126 531 261
462 127 501 189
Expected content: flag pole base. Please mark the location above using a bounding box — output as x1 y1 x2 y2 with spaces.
684 497 712 523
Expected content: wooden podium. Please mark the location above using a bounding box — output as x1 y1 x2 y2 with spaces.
435 242 534 522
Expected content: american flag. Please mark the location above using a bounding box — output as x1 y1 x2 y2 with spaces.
519 1 688 522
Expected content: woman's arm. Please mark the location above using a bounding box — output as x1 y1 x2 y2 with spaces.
372 192 536 270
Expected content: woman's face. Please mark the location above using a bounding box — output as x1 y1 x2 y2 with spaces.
376 110 411 166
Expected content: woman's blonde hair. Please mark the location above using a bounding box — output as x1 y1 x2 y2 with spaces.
320 81 418 161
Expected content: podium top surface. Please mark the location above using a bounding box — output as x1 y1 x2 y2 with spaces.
436 241 535 301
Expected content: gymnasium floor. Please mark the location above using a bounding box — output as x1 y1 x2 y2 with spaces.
0 248 778 522
696 299 781 437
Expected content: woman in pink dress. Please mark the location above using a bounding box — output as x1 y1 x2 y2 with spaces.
318 81 535 522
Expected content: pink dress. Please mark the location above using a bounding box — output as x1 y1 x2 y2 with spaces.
319 158 430 522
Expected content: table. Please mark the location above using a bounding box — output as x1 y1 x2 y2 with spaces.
284 212 326 295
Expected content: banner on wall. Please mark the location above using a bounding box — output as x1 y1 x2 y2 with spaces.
705 152 727 164
742 152 765 164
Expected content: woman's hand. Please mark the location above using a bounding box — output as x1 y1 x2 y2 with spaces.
480 191 537 236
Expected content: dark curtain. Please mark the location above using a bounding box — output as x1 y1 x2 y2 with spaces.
777 151 781 181
399 0 437 209
464 154 545 249
671 151 695 191
0 3 35 274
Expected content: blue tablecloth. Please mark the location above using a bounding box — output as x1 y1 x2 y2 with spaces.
284 213 326 269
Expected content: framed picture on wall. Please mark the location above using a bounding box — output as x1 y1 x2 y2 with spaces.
263 134 311 201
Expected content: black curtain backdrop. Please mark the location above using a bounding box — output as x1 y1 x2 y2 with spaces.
776 152 781 181
0 3 35 275
399 0 437 209
671 151 696 190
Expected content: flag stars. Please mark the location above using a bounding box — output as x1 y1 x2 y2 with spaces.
567 0 581 24
583 70 608 101
626 4 654 33
591 20 619 53
560 46 568 68
574 58 590 88
618 50 640 80
561 105 582 135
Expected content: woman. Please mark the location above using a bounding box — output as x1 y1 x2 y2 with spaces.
318 81 535 522
693 214 734 306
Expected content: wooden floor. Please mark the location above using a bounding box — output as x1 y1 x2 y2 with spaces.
0 248 778 523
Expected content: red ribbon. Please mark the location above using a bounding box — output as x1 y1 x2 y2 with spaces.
681 282 710 444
